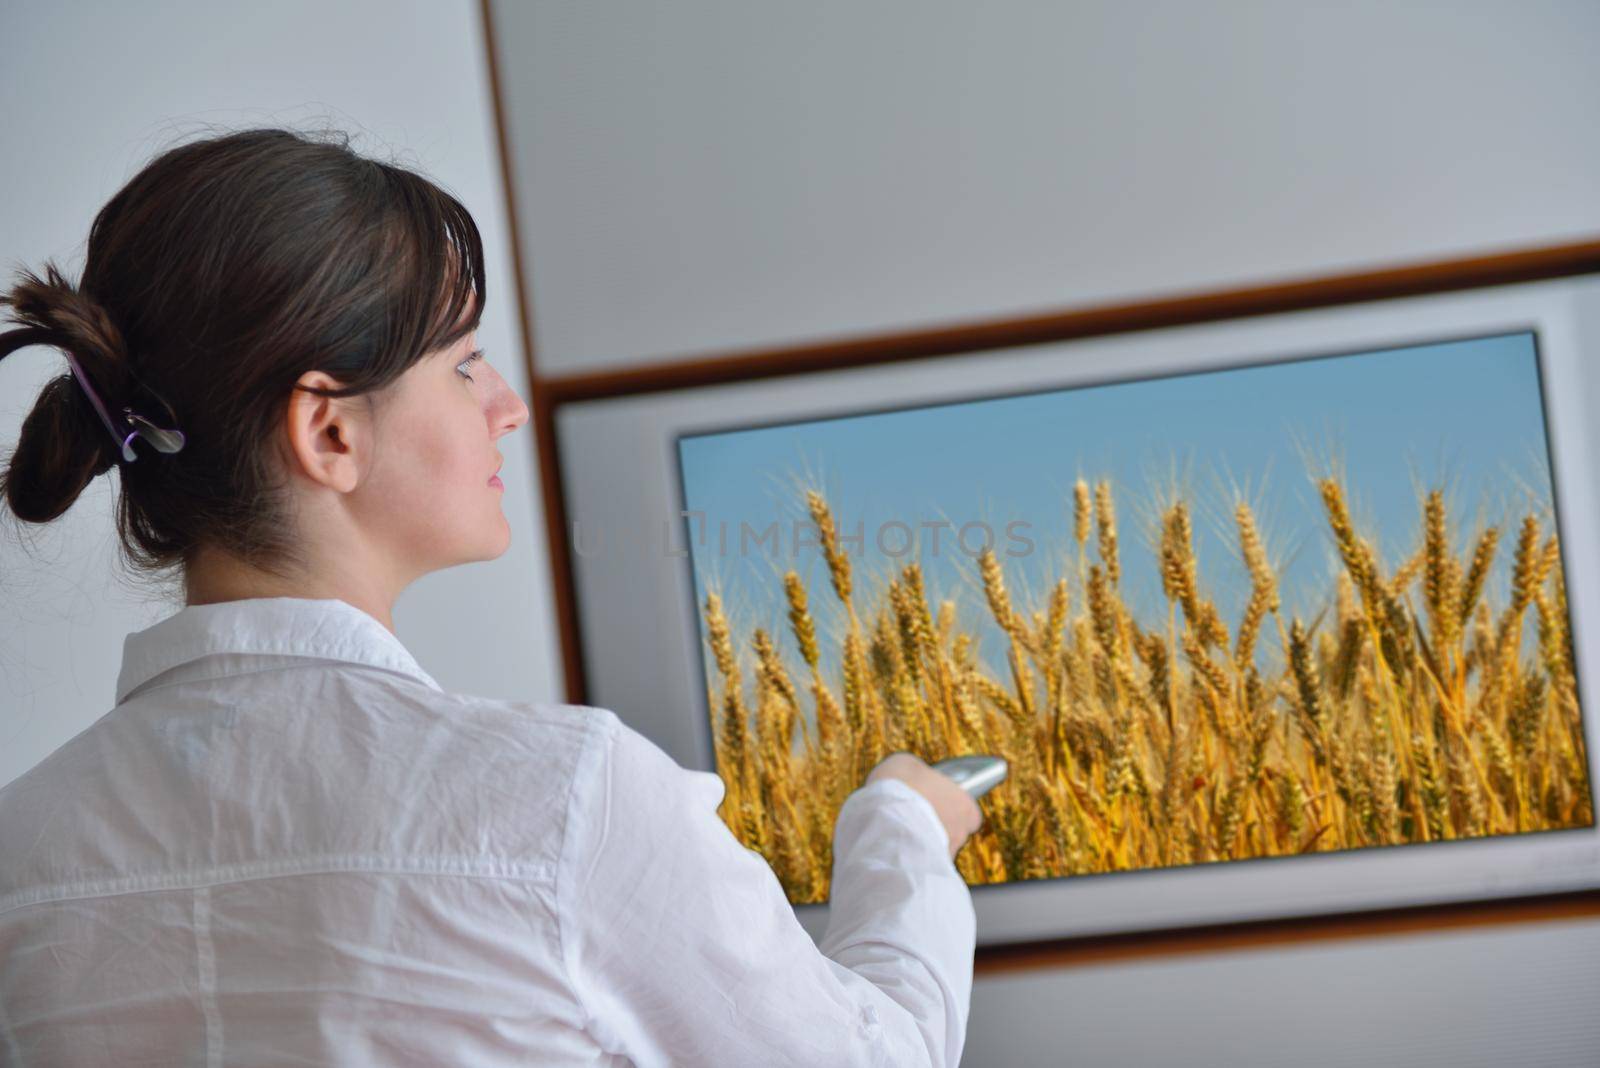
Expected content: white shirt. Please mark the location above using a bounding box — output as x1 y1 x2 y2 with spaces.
0 596 975 1066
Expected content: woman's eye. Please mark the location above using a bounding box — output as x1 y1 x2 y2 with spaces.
456 349 485 382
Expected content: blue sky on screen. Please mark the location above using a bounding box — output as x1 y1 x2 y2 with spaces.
677 332 1557 679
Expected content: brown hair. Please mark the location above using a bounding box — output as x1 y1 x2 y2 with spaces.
0 127 485 581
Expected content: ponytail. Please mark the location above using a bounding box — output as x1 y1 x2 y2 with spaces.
0 263 139 522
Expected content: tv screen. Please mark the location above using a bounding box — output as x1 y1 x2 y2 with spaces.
676 330 1592 905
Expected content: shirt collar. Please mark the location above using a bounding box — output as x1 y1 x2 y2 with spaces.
116 596 443 704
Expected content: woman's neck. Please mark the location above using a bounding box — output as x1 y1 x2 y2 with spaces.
183 545 399 635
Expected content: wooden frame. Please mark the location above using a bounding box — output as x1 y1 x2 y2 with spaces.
480 0 1600 973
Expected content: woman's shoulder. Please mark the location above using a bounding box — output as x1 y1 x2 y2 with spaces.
337 669 622 763
428 694 730 831
426 689 622 742
392 696 729 873
434 696 717 809
391 686 704 792
384 690 625 791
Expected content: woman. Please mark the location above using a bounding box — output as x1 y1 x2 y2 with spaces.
0 127 983 1066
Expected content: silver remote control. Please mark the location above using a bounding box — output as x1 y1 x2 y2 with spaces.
931 755 1008 799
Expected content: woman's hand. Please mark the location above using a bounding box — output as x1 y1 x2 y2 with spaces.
866 752 985 860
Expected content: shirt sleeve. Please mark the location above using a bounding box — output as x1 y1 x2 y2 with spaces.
556 709 976 1068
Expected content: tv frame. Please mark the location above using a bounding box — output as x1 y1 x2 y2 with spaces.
535 241 1600 956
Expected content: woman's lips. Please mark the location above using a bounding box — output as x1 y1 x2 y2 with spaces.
489 475 503 489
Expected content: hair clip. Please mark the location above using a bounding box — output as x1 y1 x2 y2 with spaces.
63 352 186 463
119 407 186 462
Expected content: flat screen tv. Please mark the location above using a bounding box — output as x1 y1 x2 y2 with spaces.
555 271 1600 946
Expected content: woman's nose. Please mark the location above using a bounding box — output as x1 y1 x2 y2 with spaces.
492 379 531 436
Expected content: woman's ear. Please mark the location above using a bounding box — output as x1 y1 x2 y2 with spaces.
283 371 371 494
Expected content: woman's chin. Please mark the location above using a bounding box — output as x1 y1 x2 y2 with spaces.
482 514 513 558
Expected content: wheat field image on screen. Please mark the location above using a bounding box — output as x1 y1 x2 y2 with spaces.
676 333 1593 905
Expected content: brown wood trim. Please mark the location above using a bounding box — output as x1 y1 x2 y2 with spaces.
529 388 589 702
542 236 1600 406
973 888 1600 976
477 0 588 700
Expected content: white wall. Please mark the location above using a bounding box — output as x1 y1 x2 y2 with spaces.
0 0 563 788
966 916 1600 1067
493 0 1600 374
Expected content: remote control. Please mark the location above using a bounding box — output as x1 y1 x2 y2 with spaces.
931 754 1009 799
